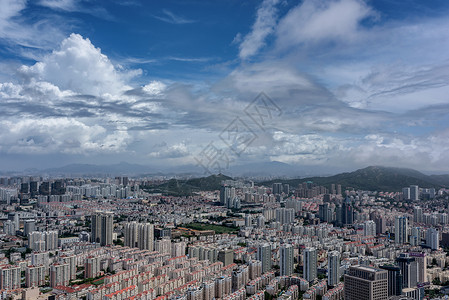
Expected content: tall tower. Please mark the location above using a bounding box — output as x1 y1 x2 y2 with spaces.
91 212 113 246
410 185 419 201
328 251 341 287
257 243 271 274
426 227 439 250
303 247 317 282
280 244 294 276
396 253 417 288
395 216 408 244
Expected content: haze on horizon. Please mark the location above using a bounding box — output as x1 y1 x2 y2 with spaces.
1 0 449 173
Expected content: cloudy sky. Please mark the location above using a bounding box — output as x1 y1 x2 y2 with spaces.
1 0 449 173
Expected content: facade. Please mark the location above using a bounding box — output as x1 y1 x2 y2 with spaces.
257 243 271 274
280 244 294 276
218 249 234 267
344 265 388 300
327 251 340 287
304 247 317 282
124 221 154 251
91 211 113 246
395 216 408 244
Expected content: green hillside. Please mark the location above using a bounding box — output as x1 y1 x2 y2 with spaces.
261 166 448 192
142 174 233 196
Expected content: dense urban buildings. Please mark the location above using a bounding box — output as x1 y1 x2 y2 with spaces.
0 174 447 300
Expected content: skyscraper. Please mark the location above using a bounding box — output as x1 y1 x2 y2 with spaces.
426 227 439 250
280 244 294 276
410 185 419 201
327 251 340 287
303 247 317 282
91 212 113 246
413 206 423 224
396 253 417 289
363 220 376 236
344 265 388 300
257 243 271 274
124 221 154 250
395 216 408 244
342 197 353 226
272 183 283 195
379 265 402 297
402 187 411 200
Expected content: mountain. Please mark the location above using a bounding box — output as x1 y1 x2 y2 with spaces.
261 166 449 192
143 174 233 196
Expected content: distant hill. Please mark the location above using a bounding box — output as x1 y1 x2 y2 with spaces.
261 166 449 192
143 174 233 196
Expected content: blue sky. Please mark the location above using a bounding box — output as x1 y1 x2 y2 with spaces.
1 0 449 173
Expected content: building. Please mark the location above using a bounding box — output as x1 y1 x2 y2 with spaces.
379 265 402 297
91 211 113 246
304 247 317 282
272 183 283 195
124 221 154 251
344 265 388 300
28 230 58 251
396 253 417 289
218 249 234 267
413 206 423 224
328 251 341 287
25 265 45 287
50 263 70 287
426 227 439 250
395 216 408 244
363 220 376 236
402 187 411 200
257 243 271 274
85 256 101 278
0 265 21 290
410 185 419 201
280 244 294 276
409 252 427 284
341 197 353 226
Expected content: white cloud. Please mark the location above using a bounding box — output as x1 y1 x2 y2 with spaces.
0 118 131 154
153 9 195 25
19 33 130 97
276 0 374 50
239 0 280 60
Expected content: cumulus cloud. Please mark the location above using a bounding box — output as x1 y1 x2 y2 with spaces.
19 33 130 97
238 0 280 60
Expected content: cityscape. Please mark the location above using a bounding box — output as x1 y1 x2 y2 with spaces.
1 1 449 300
0 169 448 300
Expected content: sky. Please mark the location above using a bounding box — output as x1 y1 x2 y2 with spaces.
1 0 449 174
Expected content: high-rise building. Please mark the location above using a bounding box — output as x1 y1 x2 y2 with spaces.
280 244 294 276
28 231 58 251
244 214 252 227
24 219 36 236
373 215 386 234
426 227 439 250
410 185 419 201
61 255 77 280
402 187 411 200
155 238 171 255
396 253 417 289
272 183 283 195
413 206 423 224
319 203 330 223
91 212 113 246
342 197 353 226
363 220 376 236
257 243 271 274
395 216 408 244
218 249 234 267
275 208 295 224
85 256 101 279
171 241 186 257
409 252 427 284
344 265 388 300
303 247 317 282
50 263 70 287
328 251 341 287
25 265 45 287
379 265 402 297
124 221 154 251
0 265 21 290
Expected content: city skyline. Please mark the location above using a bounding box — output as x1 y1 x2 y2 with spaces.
1 0 449 173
